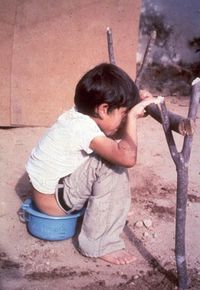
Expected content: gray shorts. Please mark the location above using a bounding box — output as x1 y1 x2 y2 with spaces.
56 154 131 257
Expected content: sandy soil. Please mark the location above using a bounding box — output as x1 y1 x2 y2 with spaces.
0 96 200 290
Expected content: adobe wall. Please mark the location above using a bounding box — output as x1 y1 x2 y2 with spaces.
0 0 141 126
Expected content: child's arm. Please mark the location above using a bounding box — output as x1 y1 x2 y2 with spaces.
90 98 160 168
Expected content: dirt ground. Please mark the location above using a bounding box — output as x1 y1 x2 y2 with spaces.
0 96 200 290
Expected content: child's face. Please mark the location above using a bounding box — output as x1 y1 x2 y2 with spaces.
96 106 128 136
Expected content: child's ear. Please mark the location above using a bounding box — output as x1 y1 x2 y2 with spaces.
95 103 109 118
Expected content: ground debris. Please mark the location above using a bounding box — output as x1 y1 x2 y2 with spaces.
80 268 200 290
24 266 93 281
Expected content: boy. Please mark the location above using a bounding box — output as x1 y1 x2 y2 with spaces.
26 63 158 265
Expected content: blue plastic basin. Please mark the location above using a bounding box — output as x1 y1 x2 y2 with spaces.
21 198 84 241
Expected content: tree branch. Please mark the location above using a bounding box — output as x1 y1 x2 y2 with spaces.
158 101 179 163
145 104 194 135
135 30 156 87
182 78 200 162
107 27 116 65
158 78 200 290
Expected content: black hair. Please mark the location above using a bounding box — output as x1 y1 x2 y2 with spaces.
74 63 140 116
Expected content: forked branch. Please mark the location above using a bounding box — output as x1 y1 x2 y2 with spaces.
157 78 200 290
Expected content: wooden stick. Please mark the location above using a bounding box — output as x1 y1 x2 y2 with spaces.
135 30 156 87
158 78 200 289
107 27 116 65
145 104 195 135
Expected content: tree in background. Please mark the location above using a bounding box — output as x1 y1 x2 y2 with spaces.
138 0 199 95
188 37 200 54
139 1 172 48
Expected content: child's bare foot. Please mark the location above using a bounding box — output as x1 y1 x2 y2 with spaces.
99 250 136 265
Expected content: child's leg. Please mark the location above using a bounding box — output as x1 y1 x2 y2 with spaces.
62 154 135 264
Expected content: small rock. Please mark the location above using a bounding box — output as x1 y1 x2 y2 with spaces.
134 221 143 228
152 232 158 238
121 274 128 279
143 231 149 238
98 280 106 287
143 219 153 228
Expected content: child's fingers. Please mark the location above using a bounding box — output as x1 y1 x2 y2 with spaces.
140 96 164 108
130 97 164 119
132 103 148 118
